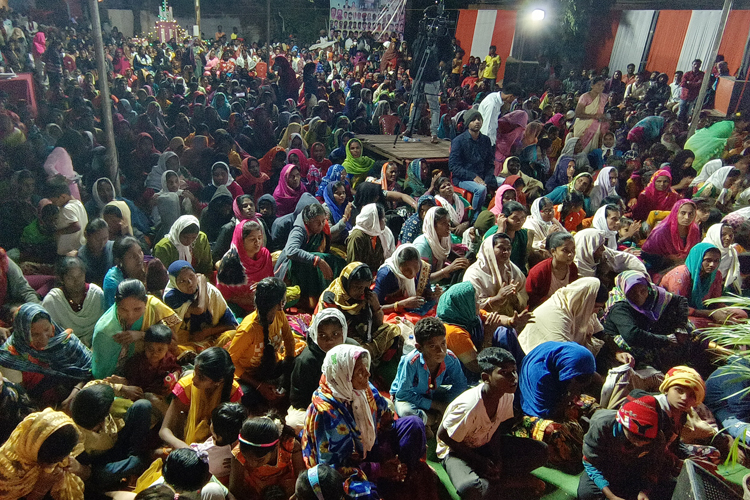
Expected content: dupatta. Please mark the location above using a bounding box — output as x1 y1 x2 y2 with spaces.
273 164 306 217
703 223 741 291
641 199 701 258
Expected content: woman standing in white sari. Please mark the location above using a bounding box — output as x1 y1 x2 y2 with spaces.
573 77 609 154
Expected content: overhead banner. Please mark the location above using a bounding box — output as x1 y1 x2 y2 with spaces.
330 0 406 41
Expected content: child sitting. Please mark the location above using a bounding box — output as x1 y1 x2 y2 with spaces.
190 402 247 485
617 216 640 250
47 179 88 256
294 464 345 500
437 347 548 499
71 383 153 491
390 317 467 437
149 448 229 499
229 414 305 500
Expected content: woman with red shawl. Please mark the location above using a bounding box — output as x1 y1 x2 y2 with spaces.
494 110 528 174
641 199 701 273
631 169 681 222
308 142 332 175
274 164 306 217
237 156 269 200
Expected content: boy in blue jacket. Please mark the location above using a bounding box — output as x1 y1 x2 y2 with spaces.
390 317 468 436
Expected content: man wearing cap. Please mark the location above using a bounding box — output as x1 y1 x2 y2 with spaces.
449 108 497 216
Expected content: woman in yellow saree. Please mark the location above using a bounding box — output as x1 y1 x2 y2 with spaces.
573 77 609 154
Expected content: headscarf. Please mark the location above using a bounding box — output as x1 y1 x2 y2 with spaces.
617 395 660 439
689 159 723 188
287 134 309 159
684 242 720 309
342 139 375 176
590 166 617 210
464 235 525 309
167 215 201 263
287 148 310 177
259 145 286 176
146 151 178 191
0 303 92 380
523 197 566 246
592 205 618 250
309 308 348 345
659 366 706 406
239 156 269 196
567 172 593 197
211 161 234 188
435 191 466 225
165 260 198 308
231 220 273 283
406 158 429 197
279 123 307 149
273 164 306 217
91 177 116 209
399 195 435 244
0 408 85 500
436 282 481 333
323 181 351 231
703 223 741 291
380 244 420 297
573 229 606 277
317 164 348 197
211 92 231 119
376 162 398 192
557 137 589 171
605 270 671 323
322 262 371 315
321 345 376 454
422 206 451 267
641 199 700 258
352 203 395 258
104 200 133 236
489 184 517 216
694 165 736 204
632 168 680 221
232 195 259 223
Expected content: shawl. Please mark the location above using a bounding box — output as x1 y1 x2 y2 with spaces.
211 162 235 188
375 162 398 192
703 223 741 291
518 277 601 354
0 408 85 500
684 120 734 173
437 281 482 334
146 151 178 191
342 139 375 176
42 285 105 347
321 345 376 455
464 236 527 312
632 169 680 221
167 215 201 263
641 199 700 258
685 242 720 309
287 135 309 159
490 185 517 217
279 123 308 150
308 143 332 172
604 270 672 323
0 303 92 380
573 229 606 277
320 262 371 316
287 148 310 177
435 193 466 225
91 178 117 210
406 158 429 197
259 146 286 176
273 164 306 217
323 181 351 229
232 196 260 224
422 206 451 266
316 164 348 198
231 220 274 284
239 156 269 196
589 166 617 210
523 197 567 249
592 205 618 250
694 165 735 204
32 31 46 57
352 204 395 259
104 200 133 236
308 308 348 344
379 244 419 297
689 159 723 188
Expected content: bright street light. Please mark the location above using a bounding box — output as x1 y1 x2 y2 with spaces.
530 9 546 21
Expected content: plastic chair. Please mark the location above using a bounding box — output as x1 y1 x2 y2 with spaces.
379 115 405 135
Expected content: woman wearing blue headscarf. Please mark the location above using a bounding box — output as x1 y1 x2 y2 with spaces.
321 178 352 245
211 92 231 120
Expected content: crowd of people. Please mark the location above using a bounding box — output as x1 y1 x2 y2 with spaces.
1 5 750 500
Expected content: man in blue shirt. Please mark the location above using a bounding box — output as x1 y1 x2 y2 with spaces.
449 109 497 215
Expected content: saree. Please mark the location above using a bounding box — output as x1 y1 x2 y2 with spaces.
274 164 306 217
41 285 105 347
175 372 242 445
573 92 608 153
631 169 680 222
641 199 701 259
463 236 528 314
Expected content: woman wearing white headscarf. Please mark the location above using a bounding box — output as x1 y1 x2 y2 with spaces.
689 158 723 188
146 151 179 191
523 197 567 250
589 166 618 211
374 244 437 316
153 215 213 275
592 204 620 250
346 203 395 272
693 165 741 208
464 234 528 316
413 207 470 283
573 229 646 278
703 223 742 292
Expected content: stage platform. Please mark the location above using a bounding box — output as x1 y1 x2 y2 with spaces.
358 134 451 165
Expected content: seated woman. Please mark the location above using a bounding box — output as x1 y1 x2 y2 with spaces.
103 236 145 309
489 184 520 218
546 156 579 193
693 166 741 213
574 228 647 281
0 303 92 407
523 197 567 250
342 138 376 188
274 164 306 217
519 277 605 355
200 186 234 246
229 277 306 408
302 344 435 500
92 279 180 379
484 201 533 273
322 180 352 246
217 221 275 315
516 341 597 474
631 169 680 222
153 215 212 276
200 161 243 203
555 191 587 232
87 177 151 235
374 244 438 319
42 256 105 347
153 170 200 240
602 270 692 373
0 408 90 500
702 223 742 293
212 195 266 264
164 261 238 354
160 347 242 448
237 156 269 200
433 177 471 237
526 232 578 310
464 234 528 317
287 309 349 432
319 262 403 362
346 203 395 273
592 204 622 250
546 172 593 211
275 203 346 309
588 166 618 212
78 218 114 287
660 242 747 329
641 199 701 273
413 207 470 284
399 195 436 244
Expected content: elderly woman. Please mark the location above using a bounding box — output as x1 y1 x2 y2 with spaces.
42 257 105 347
573 229 646 282
631 169 681 222
523 197 567 250
413 207 470 284
0 303 92 407
346 203 395 272
702 223 741 292
302 344 433 500
641 199 701 272
91 279 180 379
588 166 619 212
373 244 438 319
319 262 403 362
153 215 212 276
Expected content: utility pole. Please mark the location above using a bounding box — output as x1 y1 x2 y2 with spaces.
267 0 271 62
689 0 733 137
195 0 201 37
88 0 120 195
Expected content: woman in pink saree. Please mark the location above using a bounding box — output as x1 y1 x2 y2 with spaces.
494 110 528 175
573 76 609 154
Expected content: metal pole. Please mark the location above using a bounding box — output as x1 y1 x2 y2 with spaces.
267 0 271 63
195 0 201 37
688 0 733 137
88 0 120 196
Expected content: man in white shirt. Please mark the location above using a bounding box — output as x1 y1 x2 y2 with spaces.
48 181 88 256
477 83 523 146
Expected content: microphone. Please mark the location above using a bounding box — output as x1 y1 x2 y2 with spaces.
393 122 401 148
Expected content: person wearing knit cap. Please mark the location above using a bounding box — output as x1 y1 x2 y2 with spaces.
578 395 671 500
